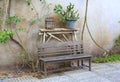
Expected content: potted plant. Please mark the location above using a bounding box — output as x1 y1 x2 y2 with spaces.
54 3 79 29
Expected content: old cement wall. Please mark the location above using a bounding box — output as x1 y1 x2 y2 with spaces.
0 0 120 66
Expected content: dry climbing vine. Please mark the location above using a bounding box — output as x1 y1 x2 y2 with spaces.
81 0 109 57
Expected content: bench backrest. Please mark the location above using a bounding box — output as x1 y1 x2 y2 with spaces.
38 41 83 58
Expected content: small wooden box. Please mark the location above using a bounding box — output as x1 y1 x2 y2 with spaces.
45 17 54 29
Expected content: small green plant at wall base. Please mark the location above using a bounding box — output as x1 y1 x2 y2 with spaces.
54 3 79 22
93 53 120 63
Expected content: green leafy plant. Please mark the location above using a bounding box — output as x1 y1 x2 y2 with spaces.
93 54 120 63
6 16 21 24
0 29 15 43
54 3 79 22
5 16 38 71
0 27 26 44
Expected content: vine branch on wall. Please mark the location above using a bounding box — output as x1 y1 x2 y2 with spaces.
2 0 9 30
81 0 109 56
0 0 48 71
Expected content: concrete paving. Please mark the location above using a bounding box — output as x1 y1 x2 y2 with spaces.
1 62 120 82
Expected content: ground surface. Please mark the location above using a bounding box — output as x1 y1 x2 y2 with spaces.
0 68 42 80
0 62 120 82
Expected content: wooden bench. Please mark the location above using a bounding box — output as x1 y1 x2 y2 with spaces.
38 41 92 76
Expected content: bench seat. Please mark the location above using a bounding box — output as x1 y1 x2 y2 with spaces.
40 54 91 62
38 41 92 76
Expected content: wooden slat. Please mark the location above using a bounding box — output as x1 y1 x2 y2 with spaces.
40 54 91 62
38 41 83 57
38 41 92 76
40 28 77 32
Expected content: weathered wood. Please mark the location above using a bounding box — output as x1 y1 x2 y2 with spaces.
39 28 77 32
40 54 91 62
38 41 92 76
39 28 78 42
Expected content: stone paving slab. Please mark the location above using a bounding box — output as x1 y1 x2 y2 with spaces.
0 76 39 82
65 71 97 80
107 62 120 69
39 63 120 82
40 76 74 82
101 70 120 82
93 66 117 75
1 62 120 82
40 72 112 82
64 71 112 82
75 76 112 82
92 63 114 70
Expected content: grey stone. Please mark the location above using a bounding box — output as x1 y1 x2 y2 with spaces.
101 71 120 82
40 76 74 82
1 62 120 82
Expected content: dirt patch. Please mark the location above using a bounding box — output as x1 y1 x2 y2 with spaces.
0 68 42 79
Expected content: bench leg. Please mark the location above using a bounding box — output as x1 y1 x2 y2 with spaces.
39 61 41 72
44 63 47 77
40 60 43 72
77 60 80 67
40 61 47 77
89 58 91 71
81 59 83 68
